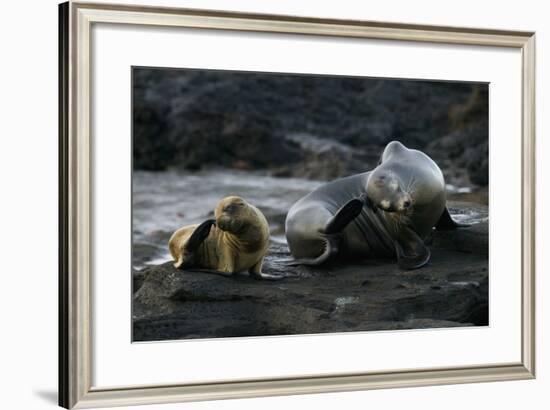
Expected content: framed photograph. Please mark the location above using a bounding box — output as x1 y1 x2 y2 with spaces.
59 1 535 408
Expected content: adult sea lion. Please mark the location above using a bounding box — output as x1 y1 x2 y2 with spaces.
169 196 281 280
285 141 465 270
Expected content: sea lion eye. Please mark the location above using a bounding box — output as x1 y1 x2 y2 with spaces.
223 204 237 213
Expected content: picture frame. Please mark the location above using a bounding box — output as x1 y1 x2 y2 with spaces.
59 1 536 408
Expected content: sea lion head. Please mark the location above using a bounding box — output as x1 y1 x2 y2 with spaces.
366 169 412 213
214 196 255 234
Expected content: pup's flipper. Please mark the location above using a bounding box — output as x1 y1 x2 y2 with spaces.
185 219 216 251
435 207 470 230
177 219 216 270
186 268 234 278
249 259 285 280
250 272 285 281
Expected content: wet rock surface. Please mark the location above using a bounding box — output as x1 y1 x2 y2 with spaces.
133 203 489 341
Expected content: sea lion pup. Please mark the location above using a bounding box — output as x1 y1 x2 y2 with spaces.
285 140 466 270
169 196 282 280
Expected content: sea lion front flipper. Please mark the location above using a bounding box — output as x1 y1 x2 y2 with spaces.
185 219 216 251
394 226 431 270
177 219 216 270
435 207 471 230
325 198 364 234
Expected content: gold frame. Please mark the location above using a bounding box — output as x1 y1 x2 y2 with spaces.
59 1 536 408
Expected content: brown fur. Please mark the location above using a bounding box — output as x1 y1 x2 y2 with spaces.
168 196 270 274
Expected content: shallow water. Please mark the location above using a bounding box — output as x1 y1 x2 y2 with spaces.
132 170 323 269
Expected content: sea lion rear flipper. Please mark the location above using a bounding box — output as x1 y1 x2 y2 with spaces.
435 207 470 230
187 268 234 277
395 226 431 270
249 259 284 280
185 219 216 251
251 272 285 281
286 233 341 266
325 198 364 234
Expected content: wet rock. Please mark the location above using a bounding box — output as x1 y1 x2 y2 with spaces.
133 204 489 341
132 269 147 293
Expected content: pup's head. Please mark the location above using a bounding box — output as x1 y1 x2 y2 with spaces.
365 170 412 213
214 196 254 234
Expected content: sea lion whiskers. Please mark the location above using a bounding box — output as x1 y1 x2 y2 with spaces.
405 178 419 198
388 211 411 233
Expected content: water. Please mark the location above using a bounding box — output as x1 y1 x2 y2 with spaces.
132 170 322 270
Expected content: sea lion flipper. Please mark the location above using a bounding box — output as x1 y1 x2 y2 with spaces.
325 198 364 234
252 272 285 281
187 268 234 277
395 226 430 270
185 219 216 252
248 258 284 280
287 233 341 266
435 207 470 230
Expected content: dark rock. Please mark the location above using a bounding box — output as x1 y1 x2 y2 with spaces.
132 269 146 293
132 69 488 188
431 201 489 254
133 204 489 341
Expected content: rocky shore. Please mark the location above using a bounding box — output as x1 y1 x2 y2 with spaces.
132 202 488 342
